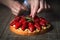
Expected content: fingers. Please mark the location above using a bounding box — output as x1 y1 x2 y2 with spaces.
45 1 47 9
37 0 50 13
37 0 44 13
45 1 50 9
30 0 39 18
9 1 21 16
8 1 28 16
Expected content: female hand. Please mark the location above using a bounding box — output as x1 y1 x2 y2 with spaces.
1 0 27 16
28 0 50 18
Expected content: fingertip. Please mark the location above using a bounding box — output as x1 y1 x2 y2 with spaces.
32 16 34 18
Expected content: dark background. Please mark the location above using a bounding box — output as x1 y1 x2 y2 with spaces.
0 0 60 40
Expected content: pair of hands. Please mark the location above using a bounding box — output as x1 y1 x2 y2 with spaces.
1 0 50 18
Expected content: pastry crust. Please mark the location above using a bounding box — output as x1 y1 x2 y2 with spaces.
10 24 51 36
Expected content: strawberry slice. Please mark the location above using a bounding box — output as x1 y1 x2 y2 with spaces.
34 23 41 30
28 22 35 32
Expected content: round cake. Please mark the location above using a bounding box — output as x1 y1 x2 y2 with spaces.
10 16 51 36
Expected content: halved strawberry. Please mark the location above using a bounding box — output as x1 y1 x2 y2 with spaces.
34 23 41 30
28 22 35 32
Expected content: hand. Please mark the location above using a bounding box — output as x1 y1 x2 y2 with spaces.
28 0 50 18
1 0 27 16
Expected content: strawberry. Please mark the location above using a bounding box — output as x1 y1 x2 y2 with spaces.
34 18 39 23
21 21 27 31
15 22 21 29
40 17 48 23
14 16 20 22
34 16 39 23
19 16 26 24
40 17 44 21
10 16 21 26
10 21 17 26
34 23 41 30
39 21 46 26
28 22 35 32
21 24 27 31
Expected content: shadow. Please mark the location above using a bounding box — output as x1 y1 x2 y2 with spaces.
18 10 30 16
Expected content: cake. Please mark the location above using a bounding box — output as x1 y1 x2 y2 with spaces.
10 16 51 36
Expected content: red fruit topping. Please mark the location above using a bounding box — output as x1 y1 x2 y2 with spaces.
21 24 27 31
19 17 26 24
14 16 20 22
28 22 35 32
34 18 39 23
34 23 41 30
22 21 27 25
39 21 46 26
34 16 39 22
10 21 17 26
40 17 48 23
15 22 21 29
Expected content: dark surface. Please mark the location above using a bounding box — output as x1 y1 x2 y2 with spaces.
0 1 60 40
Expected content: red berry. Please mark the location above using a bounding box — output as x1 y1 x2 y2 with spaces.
28 22 35 32
39 17 44 20
14 16 20 22
39 21 46 26
34 18 39 23
10 21 17 26
28 26 35 32
34 23 41 30
15 22 21 29
40 17 48 23
21 24 27 31
34 16 39 22
19 17 26 24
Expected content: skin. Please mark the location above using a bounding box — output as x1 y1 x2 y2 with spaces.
1 0 27 16
1 0 50 18
28 0 50 18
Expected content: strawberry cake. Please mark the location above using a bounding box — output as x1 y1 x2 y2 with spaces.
10 16 51 36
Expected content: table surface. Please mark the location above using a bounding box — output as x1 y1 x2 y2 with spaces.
0 3 60 40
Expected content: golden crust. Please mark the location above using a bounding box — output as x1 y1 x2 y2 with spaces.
10 24 51 36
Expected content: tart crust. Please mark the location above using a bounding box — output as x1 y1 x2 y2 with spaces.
10 24 51 36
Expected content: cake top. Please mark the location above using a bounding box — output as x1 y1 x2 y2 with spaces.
10 16 49 32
